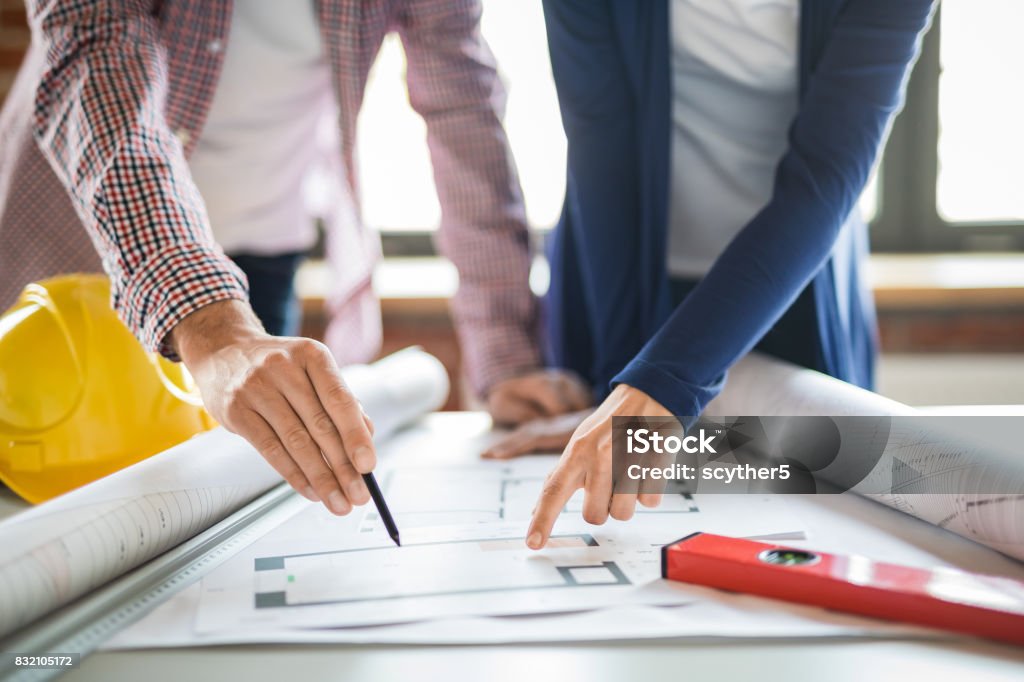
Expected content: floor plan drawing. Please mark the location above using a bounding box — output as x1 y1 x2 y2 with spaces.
359 463 699 534
252 533 631 609
194 521 690 632
187 450 807 634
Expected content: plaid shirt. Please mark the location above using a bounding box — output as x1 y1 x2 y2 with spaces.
0 0 540 395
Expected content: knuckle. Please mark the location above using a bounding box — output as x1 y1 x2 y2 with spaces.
309 410 337 436
296 337 325 355
262 349 292 370
239 367 265 392
310 469 338 489
339 423 369 446
324 383 357 411
256 436 286 460
283 426 314 451
542 476 565 497
609 505 634 521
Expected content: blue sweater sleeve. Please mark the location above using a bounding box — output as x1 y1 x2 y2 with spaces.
614 0 937 416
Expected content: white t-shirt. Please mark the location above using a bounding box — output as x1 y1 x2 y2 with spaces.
189 0 331 256
667 0 800 278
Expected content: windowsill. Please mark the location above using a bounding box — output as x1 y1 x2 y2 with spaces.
297 257 548 318
297 258 455 317
296 253 1024 317
869 253 1024 309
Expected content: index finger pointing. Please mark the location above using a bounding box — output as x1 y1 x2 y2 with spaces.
526 464 582 549
303 343 376 473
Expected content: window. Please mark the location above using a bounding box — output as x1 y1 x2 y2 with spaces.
872 1 1024 251
357 0 564 255
936 0 1024 223
359 1 1024 255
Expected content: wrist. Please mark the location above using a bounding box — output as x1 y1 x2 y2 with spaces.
170 299 264 367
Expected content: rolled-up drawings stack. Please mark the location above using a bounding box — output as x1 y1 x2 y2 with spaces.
0 347 450 639
704 352 1024 561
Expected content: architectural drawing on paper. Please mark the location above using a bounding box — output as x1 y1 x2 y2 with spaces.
251 532 631 609
359 465 699 533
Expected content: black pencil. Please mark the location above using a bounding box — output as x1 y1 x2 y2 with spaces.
363 472 401 546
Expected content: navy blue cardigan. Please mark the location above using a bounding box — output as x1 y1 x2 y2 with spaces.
542 0 936 417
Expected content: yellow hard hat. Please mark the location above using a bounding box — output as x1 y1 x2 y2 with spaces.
0 274 216 503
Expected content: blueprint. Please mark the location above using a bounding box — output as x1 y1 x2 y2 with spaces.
190 454 805 632
359 459 696 533
109 487 1024 648
196 520 684 632
14 348 1022 649
108 583 936 648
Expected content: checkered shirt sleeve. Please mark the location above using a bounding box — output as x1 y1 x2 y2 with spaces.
27 0 248 358
399 0 542 395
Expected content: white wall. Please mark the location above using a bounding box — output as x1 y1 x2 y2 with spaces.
877 354 1024 406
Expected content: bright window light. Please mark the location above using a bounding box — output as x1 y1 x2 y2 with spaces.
937 0 1024 223
356 0 567 233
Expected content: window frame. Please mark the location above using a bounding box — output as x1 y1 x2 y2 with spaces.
380 232 437 258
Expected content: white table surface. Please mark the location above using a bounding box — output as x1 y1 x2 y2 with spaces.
2 412 1023 682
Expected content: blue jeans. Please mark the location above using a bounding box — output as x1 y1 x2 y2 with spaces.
228 251 306 337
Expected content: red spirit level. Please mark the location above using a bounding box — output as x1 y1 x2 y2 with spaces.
662 532 1024 647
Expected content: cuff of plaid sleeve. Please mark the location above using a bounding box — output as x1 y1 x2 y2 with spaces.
459 321 543 398
117 243 250 361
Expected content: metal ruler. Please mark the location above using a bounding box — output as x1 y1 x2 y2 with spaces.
0 484 303 682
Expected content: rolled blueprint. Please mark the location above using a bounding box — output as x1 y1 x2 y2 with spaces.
704 352 1024 561
343 346 450 438
0 347 450 639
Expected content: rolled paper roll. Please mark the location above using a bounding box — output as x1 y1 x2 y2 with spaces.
704 352 1024 561
341 346 450 442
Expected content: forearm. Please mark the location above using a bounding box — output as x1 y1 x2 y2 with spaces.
615 0 937 416
439 187 539 394
433 124 541 393
614 185 836 417
28 0 248 356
